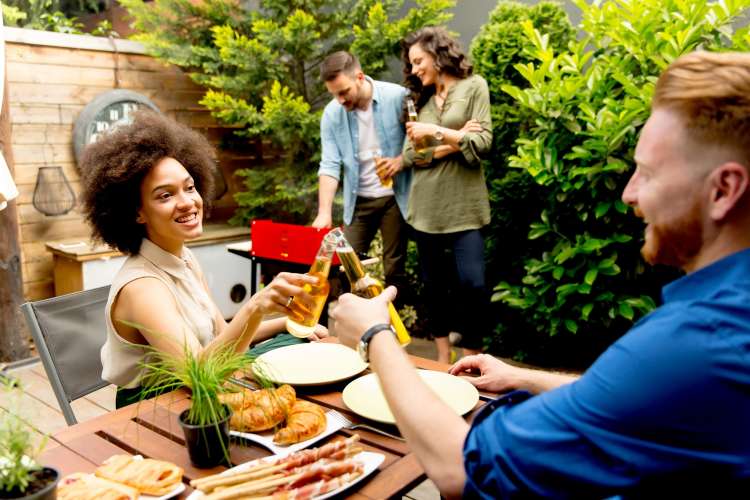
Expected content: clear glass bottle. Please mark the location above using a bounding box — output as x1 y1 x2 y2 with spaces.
406 97 427 154
285 230 337 338
334 231 411 346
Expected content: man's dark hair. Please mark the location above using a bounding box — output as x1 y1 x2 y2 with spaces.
320 51 361 81
80 111 216 256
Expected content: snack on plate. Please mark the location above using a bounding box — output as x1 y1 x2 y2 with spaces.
95 454 183 496
273 400 327 445
58 472 138 500
221 384 296 432
190 435 364 498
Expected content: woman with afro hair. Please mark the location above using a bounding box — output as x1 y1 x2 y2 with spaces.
81 111 326 407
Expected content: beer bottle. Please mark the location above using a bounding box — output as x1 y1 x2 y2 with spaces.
334 232 411 346
285 229 337 338
406 98 427 154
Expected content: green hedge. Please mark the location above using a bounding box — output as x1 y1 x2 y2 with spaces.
478 0 750 367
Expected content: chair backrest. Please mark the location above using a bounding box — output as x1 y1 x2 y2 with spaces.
21 286 110 425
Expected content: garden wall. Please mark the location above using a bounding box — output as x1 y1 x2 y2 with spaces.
5 27 251 300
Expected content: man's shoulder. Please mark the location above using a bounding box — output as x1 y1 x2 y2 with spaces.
322 99 346 123
372 79 407 98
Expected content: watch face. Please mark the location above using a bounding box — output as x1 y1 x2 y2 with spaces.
357 340 368 363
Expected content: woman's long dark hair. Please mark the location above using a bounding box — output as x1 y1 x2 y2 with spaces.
401 27 473 113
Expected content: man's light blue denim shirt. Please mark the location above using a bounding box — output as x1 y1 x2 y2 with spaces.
318 77 411 225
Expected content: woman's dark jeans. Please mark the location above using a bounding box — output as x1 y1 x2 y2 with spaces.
414 228 489 350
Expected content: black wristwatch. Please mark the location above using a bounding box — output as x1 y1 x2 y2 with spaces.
357 323 394 362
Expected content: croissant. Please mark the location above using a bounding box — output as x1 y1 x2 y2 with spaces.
273 400 327 445
218 387 253 412
95 454 183 496
58 473 138 500
223 384 296 432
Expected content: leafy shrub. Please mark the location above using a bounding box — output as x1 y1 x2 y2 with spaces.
122 0 454 226
490 0 749 367
470 0 575 303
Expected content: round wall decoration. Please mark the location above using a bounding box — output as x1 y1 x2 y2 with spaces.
73 89 160 168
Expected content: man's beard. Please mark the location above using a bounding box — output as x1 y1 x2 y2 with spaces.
639 197 704 269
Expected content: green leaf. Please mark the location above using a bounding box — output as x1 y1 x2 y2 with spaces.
584 268 598 285
581 302 594 320
618 302 635 320
552 266 565 280
564 319 578 333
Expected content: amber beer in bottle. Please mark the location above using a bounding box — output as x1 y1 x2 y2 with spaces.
406 98 427 154
334 232 411 346
285 230 337 338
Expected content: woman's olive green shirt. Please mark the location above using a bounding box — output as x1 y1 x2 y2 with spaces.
402 74 492 234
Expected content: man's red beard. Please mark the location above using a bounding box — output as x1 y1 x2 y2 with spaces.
638 198 704 269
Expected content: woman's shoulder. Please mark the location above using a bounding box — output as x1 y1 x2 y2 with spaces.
461 74 488 91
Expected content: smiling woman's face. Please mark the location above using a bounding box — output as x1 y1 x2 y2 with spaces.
409 43 438 87
137 157 203 255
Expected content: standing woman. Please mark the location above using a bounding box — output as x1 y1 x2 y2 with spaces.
80 111 325 407
401 27 492 364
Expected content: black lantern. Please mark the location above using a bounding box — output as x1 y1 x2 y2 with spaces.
32 166 76 216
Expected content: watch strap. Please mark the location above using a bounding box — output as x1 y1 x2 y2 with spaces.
359 323 393 362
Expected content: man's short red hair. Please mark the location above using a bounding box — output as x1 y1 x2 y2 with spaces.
653 51 750 163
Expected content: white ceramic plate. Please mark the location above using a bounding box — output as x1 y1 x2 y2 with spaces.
252 342 367 386
185 450 385 500
342 369 479 424
230 409 344 456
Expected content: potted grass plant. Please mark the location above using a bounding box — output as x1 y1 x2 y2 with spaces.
138 339 257 469
0 380 59 499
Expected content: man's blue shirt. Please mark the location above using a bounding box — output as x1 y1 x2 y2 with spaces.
464 249 750 498
318 77 411 225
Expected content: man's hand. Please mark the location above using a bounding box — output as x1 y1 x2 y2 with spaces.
330 286 396 349
311 212 332 229
449 354 525 393
375 155 402 181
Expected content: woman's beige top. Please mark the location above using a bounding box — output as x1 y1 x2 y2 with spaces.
402 74 492 234
101 238 217 388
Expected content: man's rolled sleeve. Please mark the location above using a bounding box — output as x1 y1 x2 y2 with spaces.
318 108 343 181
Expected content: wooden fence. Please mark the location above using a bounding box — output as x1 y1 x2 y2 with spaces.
5 28 253 300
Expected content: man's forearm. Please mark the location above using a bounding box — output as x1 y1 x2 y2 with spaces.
519 368 579 394
369 333 468 499
317 175 339 216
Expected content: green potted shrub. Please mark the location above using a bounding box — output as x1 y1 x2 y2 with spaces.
138 338 256 469
0 381 59 499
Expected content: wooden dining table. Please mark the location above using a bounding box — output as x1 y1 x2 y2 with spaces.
39 346 492 499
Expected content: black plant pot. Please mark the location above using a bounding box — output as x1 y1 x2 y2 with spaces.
178 407 232 469
0 467 59 499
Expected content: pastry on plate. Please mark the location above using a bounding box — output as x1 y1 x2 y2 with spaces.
274 400 327 445
95 454 183 496
58 472 138 500
222 384 296 432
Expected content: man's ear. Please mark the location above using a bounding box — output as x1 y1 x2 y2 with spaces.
708 162 750 221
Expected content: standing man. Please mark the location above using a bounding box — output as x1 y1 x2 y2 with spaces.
313 51 411 294
331 50 750 497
